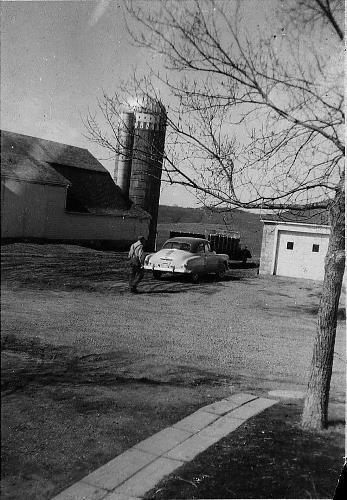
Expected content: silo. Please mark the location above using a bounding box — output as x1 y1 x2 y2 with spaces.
115 110 135 196
129 98 167 251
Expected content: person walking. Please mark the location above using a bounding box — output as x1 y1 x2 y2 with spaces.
128 236 146 293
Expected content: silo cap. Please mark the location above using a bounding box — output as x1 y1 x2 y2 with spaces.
127 95 166 115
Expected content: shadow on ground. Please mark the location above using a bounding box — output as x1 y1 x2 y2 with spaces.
1 333 233 500
287 305 346 320
1 334 233 395
2 243 258 296
140 273 244 293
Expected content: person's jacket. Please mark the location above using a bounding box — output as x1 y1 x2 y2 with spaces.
128 241 145 266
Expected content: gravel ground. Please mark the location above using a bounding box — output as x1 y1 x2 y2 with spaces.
1 243 345 499
1 243 345 403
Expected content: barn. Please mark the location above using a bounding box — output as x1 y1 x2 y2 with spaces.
1 130 150 249
259 210 331 281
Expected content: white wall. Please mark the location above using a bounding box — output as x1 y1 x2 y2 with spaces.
260 221 330 281
259 222 276 275
1 178 149 246
1 178 55 238
275 229 329 280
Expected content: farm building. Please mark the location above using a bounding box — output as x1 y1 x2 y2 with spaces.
1 130 150 249
259 209 331 280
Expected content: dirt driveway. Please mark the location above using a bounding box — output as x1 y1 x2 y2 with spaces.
2 244 345 398
1 243 345 499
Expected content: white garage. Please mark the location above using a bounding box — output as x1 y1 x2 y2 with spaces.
259 213 330 281
275 229 329 280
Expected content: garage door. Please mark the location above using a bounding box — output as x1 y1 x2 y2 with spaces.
275 230 329 280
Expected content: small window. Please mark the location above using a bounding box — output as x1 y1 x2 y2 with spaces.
312 244 320 253
286 241 294 250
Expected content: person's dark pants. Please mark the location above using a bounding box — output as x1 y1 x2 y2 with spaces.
129 265 144 292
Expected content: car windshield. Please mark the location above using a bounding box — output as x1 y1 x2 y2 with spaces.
162 241 192 252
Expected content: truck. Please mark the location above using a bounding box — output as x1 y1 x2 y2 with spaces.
169 230 243 261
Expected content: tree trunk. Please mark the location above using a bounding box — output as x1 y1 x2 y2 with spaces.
301 174 345 430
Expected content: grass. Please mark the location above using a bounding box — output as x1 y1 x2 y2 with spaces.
144 401 344 499
1 333 231 499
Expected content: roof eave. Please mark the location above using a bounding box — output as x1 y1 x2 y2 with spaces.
261 219 330 228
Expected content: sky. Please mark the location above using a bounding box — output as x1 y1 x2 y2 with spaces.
0 0 196 206
1 1 341 209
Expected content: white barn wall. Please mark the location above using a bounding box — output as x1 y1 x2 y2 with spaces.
1 179 59 238
1 178 149 245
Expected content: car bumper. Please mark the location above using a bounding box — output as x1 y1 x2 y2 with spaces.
144 264 190 274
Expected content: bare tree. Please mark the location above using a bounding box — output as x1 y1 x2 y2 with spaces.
85 0 344 430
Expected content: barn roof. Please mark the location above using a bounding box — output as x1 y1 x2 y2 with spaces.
1 151 69 186
1 130 150 218
261 208 330 226
1 130 106 172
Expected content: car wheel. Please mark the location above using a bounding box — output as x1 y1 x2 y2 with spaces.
216 265 227 280
191 272 200 284
153 270 162 279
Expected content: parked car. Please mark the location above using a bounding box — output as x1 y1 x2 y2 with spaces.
144 237 229 282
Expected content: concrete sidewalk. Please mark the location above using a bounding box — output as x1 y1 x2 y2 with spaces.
52 393 277 500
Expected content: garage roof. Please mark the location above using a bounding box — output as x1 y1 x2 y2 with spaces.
261 208 330 226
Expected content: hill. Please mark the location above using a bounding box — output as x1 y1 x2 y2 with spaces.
157 205 263 258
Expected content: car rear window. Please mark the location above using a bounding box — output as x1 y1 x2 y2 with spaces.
162 241 192 251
